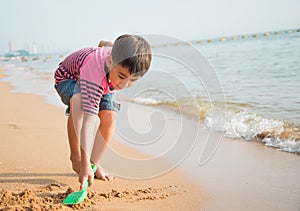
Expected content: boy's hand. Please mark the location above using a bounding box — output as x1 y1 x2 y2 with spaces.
79 159 94 190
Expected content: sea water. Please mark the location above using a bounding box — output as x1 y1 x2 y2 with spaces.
1 31 299 153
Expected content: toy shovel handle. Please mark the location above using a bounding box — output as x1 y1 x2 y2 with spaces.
91 164 97 173
82 164 97 190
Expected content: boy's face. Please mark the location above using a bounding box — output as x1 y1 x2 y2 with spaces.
107 57 140 90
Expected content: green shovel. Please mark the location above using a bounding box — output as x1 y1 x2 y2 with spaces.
62 164 97 205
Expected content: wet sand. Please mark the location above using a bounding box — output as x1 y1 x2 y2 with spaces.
113 102 300 210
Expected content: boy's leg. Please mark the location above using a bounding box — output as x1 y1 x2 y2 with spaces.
91 110 116 181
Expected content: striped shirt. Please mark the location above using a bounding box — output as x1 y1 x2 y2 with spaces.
54 47 112 115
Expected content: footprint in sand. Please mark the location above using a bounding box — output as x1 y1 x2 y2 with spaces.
1 123 21 129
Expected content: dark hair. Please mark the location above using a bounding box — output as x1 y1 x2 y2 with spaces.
111 34 152 77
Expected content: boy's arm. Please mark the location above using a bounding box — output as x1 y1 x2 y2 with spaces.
79 113 100 189
98 40 113 47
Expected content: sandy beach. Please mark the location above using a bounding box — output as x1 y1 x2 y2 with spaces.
0 68 206 210
1 65 300 211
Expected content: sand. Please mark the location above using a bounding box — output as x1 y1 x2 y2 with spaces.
1 65 300 211
0 67 206 210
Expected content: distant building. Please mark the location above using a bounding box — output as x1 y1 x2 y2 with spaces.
8 41 16 52
4 41 30 57
32 42 38 55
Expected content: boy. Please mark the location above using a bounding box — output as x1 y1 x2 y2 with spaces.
54 34 152 189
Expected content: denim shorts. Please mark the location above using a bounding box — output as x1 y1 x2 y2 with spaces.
54 79 120 116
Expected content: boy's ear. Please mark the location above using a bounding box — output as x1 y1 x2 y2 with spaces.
105 56 113 69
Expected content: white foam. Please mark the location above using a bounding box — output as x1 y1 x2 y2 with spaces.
204 108 300 153
132 97 161 105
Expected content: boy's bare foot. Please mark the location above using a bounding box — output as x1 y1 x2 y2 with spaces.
94 165 114 181
71 160 114 181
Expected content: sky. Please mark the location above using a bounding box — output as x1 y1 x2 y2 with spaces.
0 0 299 54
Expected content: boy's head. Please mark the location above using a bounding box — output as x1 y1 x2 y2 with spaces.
106 34 152 90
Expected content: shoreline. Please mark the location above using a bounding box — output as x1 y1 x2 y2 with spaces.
0 67 207 210
1 60 300 154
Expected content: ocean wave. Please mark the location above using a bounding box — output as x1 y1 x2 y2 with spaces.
220 111 300 153
131 96 300 154
132 96 162 105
